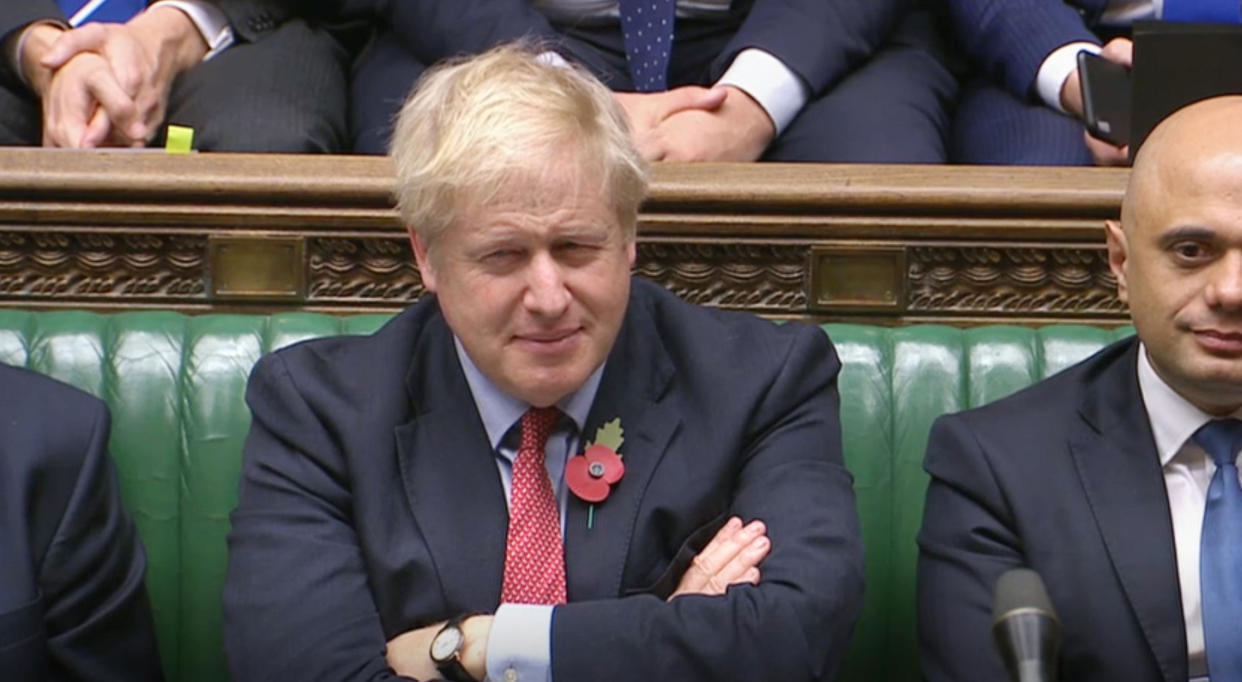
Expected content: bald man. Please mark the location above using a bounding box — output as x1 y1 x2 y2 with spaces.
917 96 1242 682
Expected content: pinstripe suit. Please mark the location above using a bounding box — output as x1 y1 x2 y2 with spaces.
0 0 349 151
944 0 1111 165
345 0 959 162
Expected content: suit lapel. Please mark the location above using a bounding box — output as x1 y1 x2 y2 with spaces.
395 313 509 612
563 298 679 601
1069 340 1187 682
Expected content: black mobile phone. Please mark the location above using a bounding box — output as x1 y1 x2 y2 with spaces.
1077 51 1132 147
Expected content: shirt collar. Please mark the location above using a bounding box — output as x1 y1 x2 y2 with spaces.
1136 342 1216 466
454 336 605 451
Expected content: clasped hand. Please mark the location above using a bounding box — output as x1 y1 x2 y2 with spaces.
22 7 204 148
614 86 776 162
385 516 771 680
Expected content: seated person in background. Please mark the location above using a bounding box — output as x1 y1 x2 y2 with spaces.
347 0 957 163
918 96 1242 681
0 1 349 151
941 0 1143 166
0 362 163 681
223 45 863 681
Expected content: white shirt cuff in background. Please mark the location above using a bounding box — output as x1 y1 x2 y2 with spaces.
537 50 570 68
150 0 234 61
1036 41 1101 114
715 48 808 134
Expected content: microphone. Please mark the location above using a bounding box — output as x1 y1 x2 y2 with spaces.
992 568 1061 682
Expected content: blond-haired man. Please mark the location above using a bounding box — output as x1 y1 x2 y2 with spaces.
224 46 862 681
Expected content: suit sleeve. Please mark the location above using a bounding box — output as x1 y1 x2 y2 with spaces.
39 400 163 682
916 414 1025 682
208 0 342 43
0 0 61 88
222 353 413 682
713 0 908 96
550 325 865 681
942 0 1101 99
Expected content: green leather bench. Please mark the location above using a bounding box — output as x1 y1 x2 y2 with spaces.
0 310 1134 682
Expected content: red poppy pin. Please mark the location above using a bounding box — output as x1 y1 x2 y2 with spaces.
566 418 625 530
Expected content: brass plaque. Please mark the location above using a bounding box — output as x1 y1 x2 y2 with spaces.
209 236 306 301
809 246 906 311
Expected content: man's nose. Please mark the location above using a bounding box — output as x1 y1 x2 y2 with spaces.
1208 250 1242 310
523 251 571 317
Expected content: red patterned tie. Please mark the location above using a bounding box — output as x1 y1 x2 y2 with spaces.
501 407 567 604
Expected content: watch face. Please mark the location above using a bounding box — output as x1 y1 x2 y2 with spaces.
431 626 463 662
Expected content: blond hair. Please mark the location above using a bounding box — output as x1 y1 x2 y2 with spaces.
390 43 648 251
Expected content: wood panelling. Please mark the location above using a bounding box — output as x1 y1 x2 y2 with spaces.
0 149 1130 323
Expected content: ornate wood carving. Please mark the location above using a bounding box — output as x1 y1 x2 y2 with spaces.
0 231 206 302
907 245 1125 317
0 150 1132 323
308 237 422 303
635 242 807 312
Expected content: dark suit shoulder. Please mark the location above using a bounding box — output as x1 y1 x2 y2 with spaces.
0 363 108 475
939 334 1137 435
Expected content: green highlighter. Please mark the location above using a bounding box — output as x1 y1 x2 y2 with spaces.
165 125 194 154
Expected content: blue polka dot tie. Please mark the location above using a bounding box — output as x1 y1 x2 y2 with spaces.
1193 419 1242 682
1163 0 1242 23
56 0 145 26
619 0 676 92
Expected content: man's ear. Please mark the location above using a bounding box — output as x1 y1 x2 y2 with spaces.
410 230 437 293
1104 219 1129 304
626 238 636 269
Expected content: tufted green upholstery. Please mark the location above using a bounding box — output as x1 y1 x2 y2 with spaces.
0 310 1134 682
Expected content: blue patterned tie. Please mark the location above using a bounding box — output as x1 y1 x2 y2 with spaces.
56 0 145 27
619 0 676 91
1163 0 1242 23
1193 419 1242 682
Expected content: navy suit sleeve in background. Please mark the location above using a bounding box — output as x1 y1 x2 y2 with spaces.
715 0 908 96
941 0 1102 98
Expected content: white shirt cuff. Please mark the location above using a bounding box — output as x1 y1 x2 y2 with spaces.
714 47 808 135
537 50 570 69
1036 41 1101 114
485 604 553 682
149 0 234 61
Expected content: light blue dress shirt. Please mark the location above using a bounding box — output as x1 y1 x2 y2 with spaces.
453 338 604 682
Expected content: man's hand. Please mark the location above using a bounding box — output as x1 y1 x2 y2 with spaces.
18 23 64 98
34 6 207 147
641 86 776 162
670 516 770 599
387 615 493 681
385 518 766 677
614 86 727 159
1061 37 1132 166
41 51 139 147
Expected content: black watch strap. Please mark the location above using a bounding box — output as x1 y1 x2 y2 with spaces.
436 655 474 682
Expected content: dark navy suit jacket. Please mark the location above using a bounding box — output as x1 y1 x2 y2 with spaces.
223 278 864 681
353 0 905 98
0 364 162 682
943 0 1108 98
918 337 1188 682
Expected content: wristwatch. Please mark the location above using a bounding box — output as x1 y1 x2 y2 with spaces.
430 613 482 682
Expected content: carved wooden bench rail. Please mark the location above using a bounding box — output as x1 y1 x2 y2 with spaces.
0 149 1129 324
